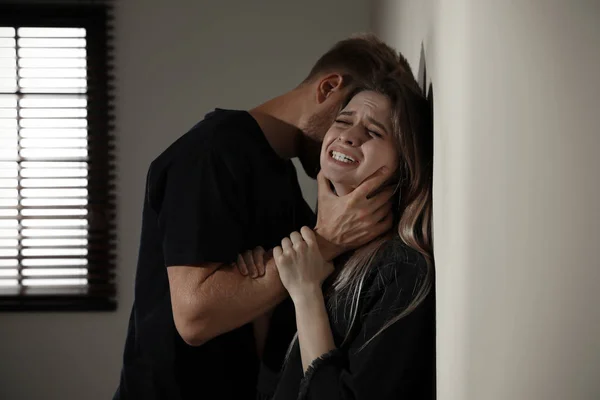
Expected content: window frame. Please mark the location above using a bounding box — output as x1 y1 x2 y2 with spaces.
0 3 116 312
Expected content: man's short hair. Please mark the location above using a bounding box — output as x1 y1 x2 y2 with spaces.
303 33 414 88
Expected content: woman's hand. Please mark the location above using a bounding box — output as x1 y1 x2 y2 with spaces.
273 226 334 302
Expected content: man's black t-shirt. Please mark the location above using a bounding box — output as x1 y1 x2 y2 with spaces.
114 109 315 400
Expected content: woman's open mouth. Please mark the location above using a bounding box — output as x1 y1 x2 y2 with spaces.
329 150 359 166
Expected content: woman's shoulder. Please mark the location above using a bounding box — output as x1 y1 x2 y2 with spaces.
377 235 426 266
365 235 430 296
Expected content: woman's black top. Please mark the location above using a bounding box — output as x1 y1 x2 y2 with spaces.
257 235 435 400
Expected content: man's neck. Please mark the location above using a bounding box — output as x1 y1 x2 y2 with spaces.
249 89 307 160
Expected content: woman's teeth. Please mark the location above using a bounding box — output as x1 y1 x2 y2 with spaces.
331 151 356 164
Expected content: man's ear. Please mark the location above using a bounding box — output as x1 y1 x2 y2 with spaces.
316 73 345 104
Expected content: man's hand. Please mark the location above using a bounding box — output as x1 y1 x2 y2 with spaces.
314 167 395 259
235 246 269 278
233 246 277 358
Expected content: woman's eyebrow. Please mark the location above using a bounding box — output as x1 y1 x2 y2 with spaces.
366 117 388 134
339 110 388 134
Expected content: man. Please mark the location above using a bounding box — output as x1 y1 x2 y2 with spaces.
114 34 404 400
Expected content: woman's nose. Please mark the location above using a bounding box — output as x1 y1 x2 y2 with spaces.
338 126 364 146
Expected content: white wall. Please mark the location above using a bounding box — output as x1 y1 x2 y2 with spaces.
0 1 370 399
373 1 600 399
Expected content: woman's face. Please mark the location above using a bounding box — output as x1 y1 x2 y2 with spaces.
320 91 399 196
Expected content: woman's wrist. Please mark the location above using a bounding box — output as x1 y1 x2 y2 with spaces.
290 285 325 308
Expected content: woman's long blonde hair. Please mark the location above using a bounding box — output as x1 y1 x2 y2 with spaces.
328 64 434 351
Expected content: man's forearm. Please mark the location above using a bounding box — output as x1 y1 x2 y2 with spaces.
190 256 287 344
179 233 338 345
197 232 338 327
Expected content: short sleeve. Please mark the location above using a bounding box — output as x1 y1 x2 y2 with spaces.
156 149 251 267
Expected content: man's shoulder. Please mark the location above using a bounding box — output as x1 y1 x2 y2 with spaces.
199 108 262 145
149 109 266 172
204 109 269 158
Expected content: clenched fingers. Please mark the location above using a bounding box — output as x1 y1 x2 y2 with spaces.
253 246 266 277
236 253 249 276
351 166 390 200
242 250 259 278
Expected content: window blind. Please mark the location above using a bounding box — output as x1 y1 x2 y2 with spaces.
0 4 115 311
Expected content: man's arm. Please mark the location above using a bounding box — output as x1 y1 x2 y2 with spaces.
168 240 341 347
168 168 394 347
168 257 284 346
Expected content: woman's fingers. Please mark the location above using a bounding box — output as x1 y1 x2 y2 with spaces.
273 246 283 266
300 226 316 246
289 231 305 248
281 237 293 254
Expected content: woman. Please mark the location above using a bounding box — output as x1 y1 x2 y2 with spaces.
257 67 434 400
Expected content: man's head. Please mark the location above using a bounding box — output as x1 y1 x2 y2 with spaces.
295 34 411 178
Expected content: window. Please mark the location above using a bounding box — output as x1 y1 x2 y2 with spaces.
0 4 115 311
